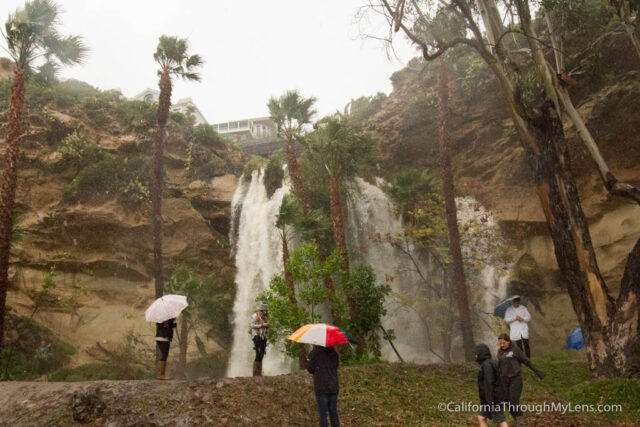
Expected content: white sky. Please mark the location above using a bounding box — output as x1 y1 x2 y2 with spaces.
2 0 418 123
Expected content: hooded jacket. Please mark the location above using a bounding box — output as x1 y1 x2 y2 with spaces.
307 346 339 395
474 344 502 405
498 342 544 379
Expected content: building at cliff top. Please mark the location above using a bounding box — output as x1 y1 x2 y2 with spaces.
132 88 208 125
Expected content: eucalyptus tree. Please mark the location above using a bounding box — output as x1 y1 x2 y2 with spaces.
370 0 640 376
0 0 86 364
267 90 317 213
152 35 202 298
436 61 474 362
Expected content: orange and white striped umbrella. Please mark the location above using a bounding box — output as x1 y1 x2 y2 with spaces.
287 323 349 347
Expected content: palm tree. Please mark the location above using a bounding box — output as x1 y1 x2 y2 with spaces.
267 90 343 322
267 90 316 213
436 61 475 362
152 35 202 298
0 0 86 364
307 115 375 315
276 194 307 369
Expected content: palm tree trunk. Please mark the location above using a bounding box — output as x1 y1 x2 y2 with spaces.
283 138 340 322
329 176 349 276
285 138 310 213
282 234 307 369
436 62 475 362
0 65 25 365
153 69 172 299
329 175 358 319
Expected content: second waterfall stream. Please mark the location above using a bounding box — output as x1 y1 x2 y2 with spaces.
226 171 508 376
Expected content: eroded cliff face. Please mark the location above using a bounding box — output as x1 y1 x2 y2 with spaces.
366 45 640 353
0 83 241 367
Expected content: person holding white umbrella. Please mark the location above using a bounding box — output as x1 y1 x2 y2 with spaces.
155 318 176 380
145 294 188 380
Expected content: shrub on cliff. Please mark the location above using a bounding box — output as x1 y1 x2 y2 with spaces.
64 154 152 205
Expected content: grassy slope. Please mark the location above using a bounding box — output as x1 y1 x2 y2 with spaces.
1 359 638 426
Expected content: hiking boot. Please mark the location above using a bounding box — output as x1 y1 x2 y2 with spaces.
253 361 262 377
156 361 169 380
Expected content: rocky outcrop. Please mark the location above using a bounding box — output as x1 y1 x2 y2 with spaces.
0 82 242 368
366 45 640 353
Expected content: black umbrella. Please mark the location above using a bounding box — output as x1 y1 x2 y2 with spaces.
493 295 529 319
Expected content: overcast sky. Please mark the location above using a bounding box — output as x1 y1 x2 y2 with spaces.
2 0 418 123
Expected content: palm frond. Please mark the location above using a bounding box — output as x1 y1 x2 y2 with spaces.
154 34 202 80
2 0 86 74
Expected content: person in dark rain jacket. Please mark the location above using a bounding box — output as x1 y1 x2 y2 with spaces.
497 334 544 427
474 344 508 427
155 318 177 380
307 345 340 427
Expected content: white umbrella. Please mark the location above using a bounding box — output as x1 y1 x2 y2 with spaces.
145 294 188 323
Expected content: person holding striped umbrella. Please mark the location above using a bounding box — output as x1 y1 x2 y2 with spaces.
289 324 349 427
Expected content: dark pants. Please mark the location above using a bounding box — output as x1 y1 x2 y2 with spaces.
501 375 523 417
316 393 339 427
514 338 531 358
253 335 267 362
156 341 170 362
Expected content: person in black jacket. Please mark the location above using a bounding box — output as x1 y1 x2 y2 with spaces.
474 344 508 427
155 318 177 380
497 334 544 427
307 345 340 427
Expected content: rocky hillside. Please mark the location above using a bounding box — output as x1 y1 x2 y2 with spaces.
0 75 241 375
363 34 640 352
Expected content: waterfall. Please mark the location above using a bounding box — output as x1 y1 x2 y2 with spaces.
227 174 508 370
226 170 294 377
346 179 509 362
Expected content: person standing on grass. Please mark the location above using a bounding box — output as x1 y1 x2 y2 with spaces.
155 317 176 380
307 345 340 427
497 334 544 427
251 302 269 376
504 297 532 358
474 344 508 427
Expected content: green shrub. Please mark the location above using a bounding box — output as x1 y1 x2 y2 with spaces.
0 57 11 70
112 99 156 132
1 312 76 380
57 131 105 171
263 150 284 198
193 156 226 181
243 156 267 180
121 177 151 206
65 154 152 204
193 123 224 149
43 113 73 146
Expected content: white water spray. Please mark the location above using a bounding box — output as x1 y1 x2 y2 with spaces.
228 175 508 369
226 170 294 377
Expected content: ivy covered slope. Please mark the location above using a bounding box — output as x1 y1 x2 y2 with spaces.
354 9 640 353
0 68 242 377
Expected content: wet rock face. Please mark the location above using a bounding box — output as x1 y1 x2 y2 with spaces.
70 390 106 423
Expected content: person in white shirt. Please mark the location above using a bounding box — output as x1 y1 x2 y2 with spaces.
504 297 532 357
